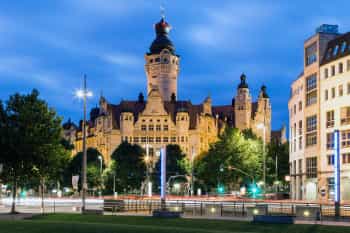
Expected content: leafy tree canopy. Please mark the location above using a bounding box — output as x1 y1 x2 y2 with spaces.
196 127 263 191
111 142 146 193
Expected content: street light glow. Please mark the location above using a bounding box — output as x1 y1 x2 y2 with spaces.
74 89 93 99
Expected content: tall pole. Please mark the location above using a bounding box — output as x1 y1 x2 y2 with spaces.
190 147 194 196
263 126 266 192
81 75 87 212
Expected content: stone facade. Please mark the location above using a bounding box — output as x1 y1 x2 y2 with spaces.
63 17 273 164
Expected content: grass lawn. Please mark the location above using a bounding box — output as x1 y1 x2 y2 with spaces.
0 214 349 233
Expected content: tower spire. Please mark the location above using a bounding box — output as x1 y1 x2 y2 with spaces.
160 4 165 20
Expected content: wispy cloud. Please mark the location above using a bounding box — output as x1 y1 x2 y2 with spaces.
69 0 150 17
185 2 277 49
101 53 143 67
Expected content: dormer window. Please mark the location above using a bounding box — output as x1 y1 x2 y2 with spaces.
150 59 153 63
333 45 339 56
341 41 347 53
326 48 332 60
155 57 160 62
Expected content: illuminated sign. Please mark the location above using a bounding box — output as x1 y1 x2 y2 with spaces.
160 147 166 200
334 130 340 203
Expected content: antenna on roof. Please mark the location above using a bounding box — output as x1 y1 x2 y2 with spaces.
160 3 165 19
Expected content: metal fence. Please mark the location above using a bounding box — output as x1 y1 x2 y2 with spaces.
103 199 350 218
1 198 350 219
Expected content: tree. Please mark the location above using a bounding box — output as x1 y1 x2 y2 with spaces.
111 142 146 193
152 144 187 191
266 141 289 187
196 127 263 193
0 90 69 213
66 148 105 191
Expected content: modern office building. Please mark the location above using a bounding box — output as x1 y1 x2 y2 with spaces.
289 24 350 201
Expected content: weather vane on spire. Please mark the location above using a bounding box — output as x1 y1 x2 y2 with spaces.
160 3 165 19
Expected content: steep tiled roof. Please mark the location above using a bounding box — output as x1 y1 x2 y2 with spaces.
212 105 234 127
107 100 203 130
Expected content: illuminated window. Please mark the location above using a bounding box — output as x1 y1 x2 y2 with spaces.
306 74 317 91
341 130 350 148
306 115 317 147
326 110 334 128
306 91 317 106
305 42 317 65
342 153 350 164
341 107 350 125
327 133 334 149
306 157 317 178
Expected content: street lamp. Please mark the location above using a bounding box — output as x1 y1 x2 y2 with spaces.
190 147 195 196
257 123 266 193
143 154 152 197
75 75 93 212
98 155 103 197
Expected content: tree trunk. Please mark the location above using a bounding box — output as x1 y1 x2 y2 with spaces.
41 178 45 214
10 179 17 214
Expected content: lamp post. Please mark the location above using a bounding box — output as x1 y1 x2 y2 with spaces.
75 75 93 212
98 155 103 197
257 123 266 192
190 147 195 196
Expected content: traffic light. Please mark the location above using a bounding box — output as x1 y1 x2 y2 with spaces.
248 183 260 198
217 184 225 194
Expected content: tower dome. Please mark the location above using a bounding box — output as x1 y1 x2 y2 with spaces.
149 17 175 54
238 73 249 89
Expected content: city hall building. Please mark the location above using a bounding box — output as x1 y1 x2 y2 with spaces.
63 16 279 164
289 24 350 201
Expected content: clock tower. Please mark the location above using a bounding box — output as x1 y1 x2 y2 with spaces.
145 16 180 101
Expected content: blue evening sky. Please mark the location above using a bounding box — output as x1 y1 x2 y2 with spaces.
0 0 349 130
